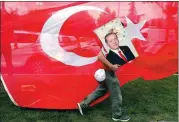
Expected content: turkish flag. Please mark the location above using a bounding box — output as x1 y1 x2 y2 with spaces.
115 38 178 85
1 1 178 109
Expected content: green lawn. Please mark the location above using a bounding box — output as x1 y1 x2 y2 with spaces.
0 76 178 122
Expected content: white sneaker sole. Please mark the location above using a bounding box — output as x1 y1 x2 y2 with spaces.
77 103 84 115
112 117 130 122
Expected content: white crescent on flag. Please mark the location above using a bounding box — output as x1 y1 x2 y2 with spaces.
40 6 107 66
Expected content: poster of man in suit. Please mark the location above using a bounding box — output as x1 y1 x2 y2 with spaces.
95 18 135 65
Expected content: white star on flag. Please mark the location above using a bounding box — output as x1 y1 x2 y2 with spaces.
120 17 147 57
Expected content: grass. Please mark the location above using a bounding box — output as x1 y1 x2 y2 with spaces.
0 76 178 122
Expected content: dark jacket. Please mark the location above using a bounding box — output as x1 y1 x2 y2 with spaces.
106 46 135 65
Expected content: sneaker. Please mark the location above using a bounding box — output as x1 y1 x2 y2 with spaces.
112 114 130 122
77 102 88 115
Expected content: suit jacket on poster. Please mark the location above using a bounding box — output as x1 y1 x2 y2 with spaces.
106 46 135 66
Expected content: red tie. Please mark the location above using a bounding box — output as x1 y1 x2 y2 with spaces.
118 51 128 62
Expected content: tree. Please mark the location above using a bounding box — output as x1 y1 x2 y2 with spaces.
143 2 178 41
1 2 19 25
163 2 178 41
128 2 140 23
97 7 116 27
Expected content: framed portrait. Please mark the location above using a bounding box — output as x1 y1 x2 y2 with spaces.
93 18 127 55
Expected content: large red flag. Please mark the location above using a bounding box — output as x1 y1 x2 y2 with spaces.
1 2 178 109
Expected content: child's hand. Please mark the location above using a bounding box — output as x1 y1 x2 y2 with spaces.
110 64 120 71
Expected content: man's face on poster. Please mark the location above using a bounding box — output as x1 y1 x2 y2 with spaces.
105 33 119 50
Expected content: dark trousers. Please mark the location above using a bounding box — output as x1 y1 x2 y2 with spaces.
81 70 122 117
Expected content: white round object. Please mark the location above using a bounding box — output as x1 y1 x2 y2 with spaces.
94 69 106 82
